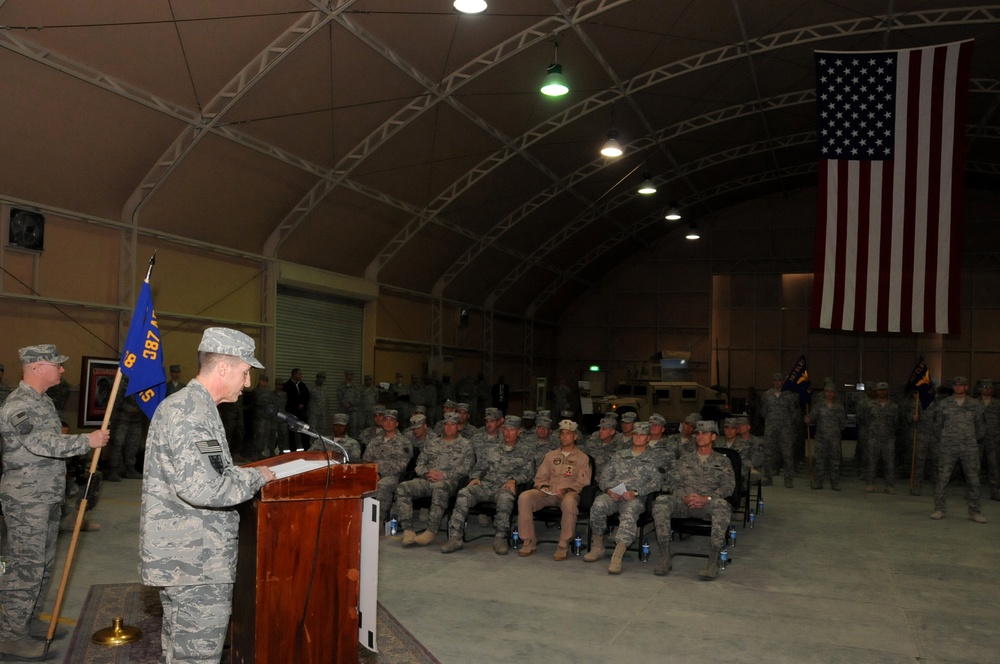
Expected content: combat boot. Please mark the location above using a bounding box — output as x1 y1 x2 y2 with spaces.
607 543 626 574
653 536 672 576
699 548 721 580
493 534 509 555
414 529 438 546
401 529 417 546
440 538 464 553
582 534 604 562
0 636 46 660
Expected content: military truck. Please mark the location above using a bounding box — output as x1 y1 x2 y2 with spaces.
595 380 729 428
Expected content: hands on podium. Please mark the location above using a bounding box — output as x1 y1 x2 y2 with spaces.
259 466 277 482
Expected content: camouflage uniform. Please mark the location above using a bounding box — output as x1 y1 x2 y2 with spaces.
0 380 91 642
140 376 268 663
980 397 1000 499
0 364 13 406
581 431 626 477
217 393 244 456
308 434 361 462
863 399 899 487
395 435 474 533
589 448 662 546
108 387 145 479
308 381 328 436
405 423 439 452
932 393 985 516
272 386 288 453
911 400 939 494
811 400 848 488
361 430 413 522
761 388 799 485
446 434 534 539
45 378 70 412
251 382 277 460
652 450 735 550
337 379 359 437
357 378 379 440
531 435 560 469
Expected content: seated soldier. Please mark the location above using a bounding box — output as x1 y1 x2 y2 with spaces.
361 405 387 446
716 417 758 484
515 420 592 559
663 412 699 458
528 416 558 468
651 420 735 580
406 412 437 450
396 412 474 546
582 417 625 478
361 409 413 527
584 421 662 573
308 412 361 461
619 411 637 445
456 402 478 438
441 415 534 555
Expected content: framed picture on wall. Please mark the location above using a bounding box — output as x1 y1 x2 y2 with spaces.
79 357 118 428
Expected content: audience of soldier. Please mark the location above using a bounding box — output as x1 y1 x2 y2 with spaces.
308 412 361 461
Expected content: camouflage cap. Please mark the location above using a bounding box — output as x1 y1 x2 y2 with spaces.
980 379 994 388
772 372 784 381
442 412 461 424
876 382 889 390
695 420 719 434
683 412 700 424
456 402 470 412
409 413 427 428
599 418 617 429
952 375 969 386
537 410 552 418
332 413 349 425
604 411 619 420
197 327 263 369
823 379 836 391
522 410 536 419
484 407 502 420
620 411 638 423
374 405 387 414
723 417 740 428
649 413 667 426
443 399 458 409
412 405 427 415
560 409 575 418
536 416 553 429
736 415 750 426
503 415 522 429
558 419 578 432
632 421 651 435
383 409 399 421
169 364 181 372
18 344 69 365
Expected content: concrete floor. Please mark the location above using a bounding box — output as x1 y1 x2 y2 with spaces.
29 465 1000 664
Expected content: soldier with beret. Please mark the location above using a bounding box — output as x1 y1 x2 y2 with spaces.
396 412 474 546
651 421 735 580
139 327 276 663
584 421 663 573
308 412 361 461
978 379 1000 501
929 376 987 522
0 345 110 660
441 415 534 555
515 419 592 559
361 409 412 527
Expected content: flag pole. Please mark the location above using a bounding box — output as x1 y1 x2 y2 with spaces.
45 254 157 654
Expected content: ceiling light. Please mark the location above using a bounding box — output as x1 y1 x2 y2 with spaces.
541 63 569 96
454 0 487 13
685 222 700 240
601 129 623 158
638 173 656 195
664 202 681 220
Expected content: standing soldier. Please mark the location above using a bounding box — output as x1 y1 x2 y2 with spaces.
584 421 662 573
0 345 110 660
761 373 799 488
107 378 145 481
978 379 1000 501
357 374 379 440
651 421 735 579
930 376 987 522
441 415 534 555
165 364 184 396
251 375 276 460
807 382 848 490
272 380 288 454
863 382 898 494
0 364 13 405
309 372 328 436
337 371 359 438
217 392 244 459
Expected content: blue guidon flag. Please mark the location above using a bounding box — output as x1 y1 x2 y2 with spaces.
811 41 972 334
120 281 166 419
905 357 935 411
783 355 811 408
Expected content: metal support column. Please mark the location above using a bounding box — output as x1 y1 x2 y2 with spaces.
523 318 534 409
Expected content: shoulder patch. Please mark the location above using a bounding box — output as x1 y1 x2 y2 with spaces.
10 411 32 435
196 440 224 455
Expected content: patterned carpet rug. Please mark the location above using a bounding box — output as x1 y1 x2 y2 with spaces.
65 583 439 664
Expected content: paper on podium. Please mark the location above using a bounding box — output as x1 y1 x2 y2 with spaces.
269 458 337 479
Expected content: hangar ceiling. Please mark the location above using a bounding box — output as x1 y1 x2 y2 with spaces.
2 1 1000 320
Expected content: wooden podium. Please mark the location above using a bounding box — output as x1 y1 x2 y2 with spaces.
231 452 378 664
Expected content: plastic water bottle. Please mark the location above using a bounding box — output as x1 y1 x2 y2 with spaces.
669 527 675 542
749 511 756 528
719 548 729 570
511 527 522 550
573 532 583 556
640 538 650 563
757 499 764 516
389 515 398 536
729 527 737 547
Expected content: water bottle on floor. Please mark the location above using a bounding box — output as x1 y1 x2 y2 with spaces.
720 548 729 570
511 527 522 550
640 537 650 563
389 515 398 536
572 532 583 556
749 512 756 528
729 527 737 547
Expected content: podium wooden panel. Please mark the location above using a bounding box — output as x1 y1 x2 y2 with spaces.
232 452 378 664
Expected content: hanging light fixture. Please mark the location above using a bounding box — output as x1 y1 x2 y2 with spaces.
454 0 487 13
664 201 681 220
637 172 657 195
685 221 700 240
601 129 623 157
540 39 569 97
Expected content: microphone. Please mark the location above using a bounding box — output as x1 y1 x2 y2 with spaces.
265 403 310 431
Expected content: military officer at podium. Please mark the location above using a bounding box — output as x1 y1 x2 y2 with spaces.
140 327 276 664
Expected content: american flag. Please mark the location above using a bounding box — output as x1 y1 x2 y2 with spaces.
810 41 972 334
